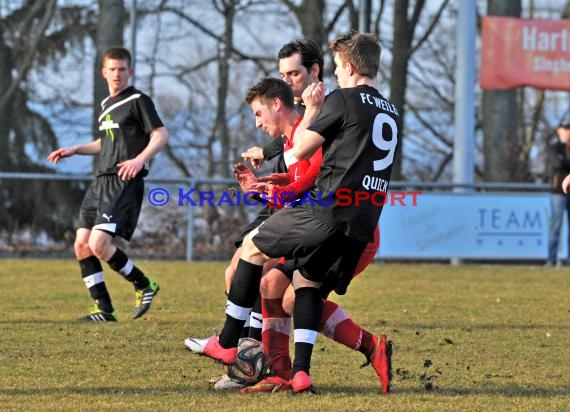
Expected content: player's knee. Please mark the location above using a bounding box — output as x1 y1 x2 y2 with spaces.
74 228 93 258
282 291 294 316
260 270 291 299
73 238 90 258
259 275 271 296
87 235 112 260
87 238 104 259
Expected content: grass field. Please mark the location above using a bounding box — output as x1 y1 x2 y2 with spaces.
1 259 569 411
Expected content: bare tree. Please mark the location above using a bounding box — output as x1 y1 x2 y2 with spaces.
93 0 126 144
149 0 281 179
0 0 57 168
0 1 95 244
389 0 449 180
131 0 290 258
281 0 326 46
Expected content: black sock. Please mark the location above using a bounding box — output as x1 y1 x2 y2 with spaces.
219 259 263 348
107 248 149 289
79 256 113 313
291 287 323 376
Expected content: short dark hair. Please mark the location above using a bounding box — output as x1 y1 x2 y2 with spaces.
103 46 132 68
245 77 295 110
330 31 381 78
277 39 324 81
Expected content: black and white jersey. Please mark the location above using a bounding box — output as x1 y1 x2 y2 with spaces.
307 84 400 242
96 86 164 176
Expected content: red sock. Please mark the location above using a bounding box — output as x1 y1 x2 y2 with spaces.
262 298 291 379
319 300 363 350
359 330 375 359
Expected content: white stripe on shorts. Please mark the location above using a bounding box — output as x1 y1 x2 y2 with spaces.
249 225 260 239
93 222 117 234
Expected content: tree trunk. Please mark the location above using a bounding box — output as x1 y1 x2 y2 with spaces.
93 0 125 139
212 0 235 179
389 0 427 180
389 0 412 179
0 0 56 170
482 0 522 181
0 31 13 169
289 0 327 48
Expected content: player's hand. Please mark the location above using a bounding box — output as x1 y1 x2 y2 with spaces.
117 158 144 181
47 147 76 164
563 174 570 194
258 173 290 186
233 162 259 192
251 182 277 203
301 82 325 109
241 146 264 169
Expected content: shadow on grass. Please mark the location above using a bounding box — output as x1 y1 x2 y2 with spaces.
0 385 194 397
307 384 570 397
394 386 570 397
1 385 569 397
0 318 193 326
0 320 124 326
1 320 569 334
395 323 570 331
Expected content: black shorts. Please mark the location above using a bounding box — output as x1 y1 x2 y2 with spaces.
250 206 367 295
78 174 144 241
234 206 275 248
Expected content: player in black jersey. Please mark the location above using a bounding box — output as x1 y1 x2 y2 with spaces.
47 47 169 322
191 31 398 394
185 39 325 391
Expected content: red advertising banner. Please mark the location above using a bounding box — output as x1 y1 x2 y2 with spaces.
480 16 570 90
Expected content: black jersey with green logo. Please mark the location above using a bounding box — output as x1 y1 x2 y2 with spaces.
307 84 400 242
96 86 164 176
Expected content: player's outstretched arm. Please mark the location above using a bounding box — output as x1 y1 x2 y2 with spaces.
47 139 102 164
47 147 76 164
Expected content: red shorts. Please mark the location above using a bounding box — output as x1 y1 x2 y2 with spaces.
352 225 380 277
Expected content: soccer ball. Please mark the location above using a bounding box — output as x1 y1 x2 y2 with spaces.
225 338 267 385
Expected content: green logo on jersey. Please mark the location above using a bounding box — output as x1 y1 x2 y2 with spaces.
100 114 119 141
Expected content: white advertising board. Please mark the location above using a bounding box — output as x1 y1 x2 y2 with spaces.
377 192 565 260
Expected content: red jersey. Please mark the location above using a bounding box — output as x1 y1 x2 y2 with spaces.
271 116 322 208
